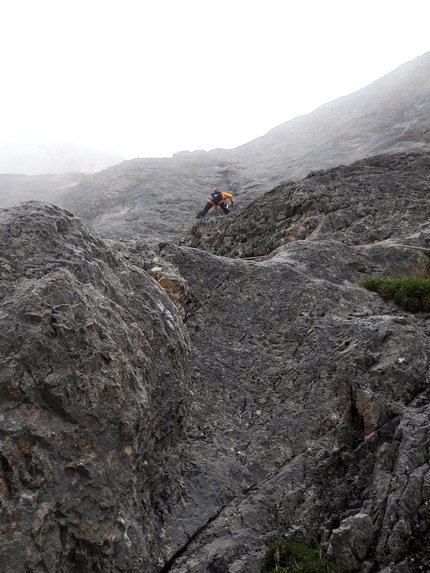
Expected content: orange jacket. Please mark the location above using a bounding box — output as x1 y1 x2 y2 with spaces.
221 191 234 205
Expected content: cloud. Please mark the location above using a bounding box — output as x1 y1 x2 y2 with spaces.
1 0 429 158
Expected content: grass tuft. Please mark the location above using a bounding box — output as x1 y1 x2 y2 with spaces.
261 539 338 573
360 276 430 312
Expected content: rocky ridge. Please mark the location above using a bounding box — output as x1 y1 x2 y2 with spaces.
234 50 430 183
183 151 430 258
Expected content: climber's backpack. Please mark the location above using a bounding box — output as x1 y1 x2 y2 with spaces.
210 191 223 205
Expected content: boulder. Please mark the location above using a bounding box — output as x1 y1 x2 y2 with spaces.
0 202 191 572
327 513 375 571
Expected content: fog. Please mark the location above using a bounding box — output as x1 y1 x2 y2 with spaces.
1 0 429 174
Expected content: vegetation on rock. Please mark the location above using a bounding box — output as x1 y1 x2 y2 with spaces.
410 526 430 573
261 540 339 573
360 276 430 311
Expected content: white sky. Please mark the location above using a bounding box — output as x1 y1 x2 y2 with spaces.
1 0 429 159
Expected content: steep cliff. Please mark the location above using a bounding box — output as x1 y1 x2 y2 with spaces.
160 149 430 573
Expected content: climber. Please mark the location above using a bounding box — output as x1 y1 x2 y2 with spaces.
196 189 234 219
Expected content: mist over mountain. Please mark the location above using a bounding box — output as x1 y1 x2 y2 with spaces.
1 52 429 241
233 50 430 182
0 140 126 176
1 52 430 573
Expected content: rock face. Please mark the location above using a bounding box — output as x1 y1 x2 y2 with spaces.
1 152 430 573
327 514 375 572
0 202 190 572
2 56 430 573
154 150 430 573
157 238 430 573
182 151 430 258
1 52 430 242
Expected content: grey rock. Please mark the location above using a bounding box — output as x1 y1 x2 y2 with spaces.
1 170 430 573
327 513 375 571
0 201 191 572
182 151 430 260
157 233 430 573
2 55 430 573
4 160 430 572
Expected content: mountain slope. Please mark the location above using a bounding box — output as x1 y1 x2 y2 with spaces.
183 150 430 258
56 52 430 242
233 51 430 183
0 52 429 242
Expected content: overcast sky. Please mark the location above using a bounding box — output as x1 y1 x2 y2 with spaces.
1 0 429 159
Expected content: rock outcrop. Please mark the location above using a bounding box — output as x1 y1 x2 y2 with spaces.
0 202 190 572
154 150 430 572
182 151 430 259
2 151 430 573
157 236 430 573
3 149 430 572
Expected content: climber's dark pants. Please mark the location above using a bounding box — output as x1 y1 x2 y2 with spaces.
200 201 229 216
